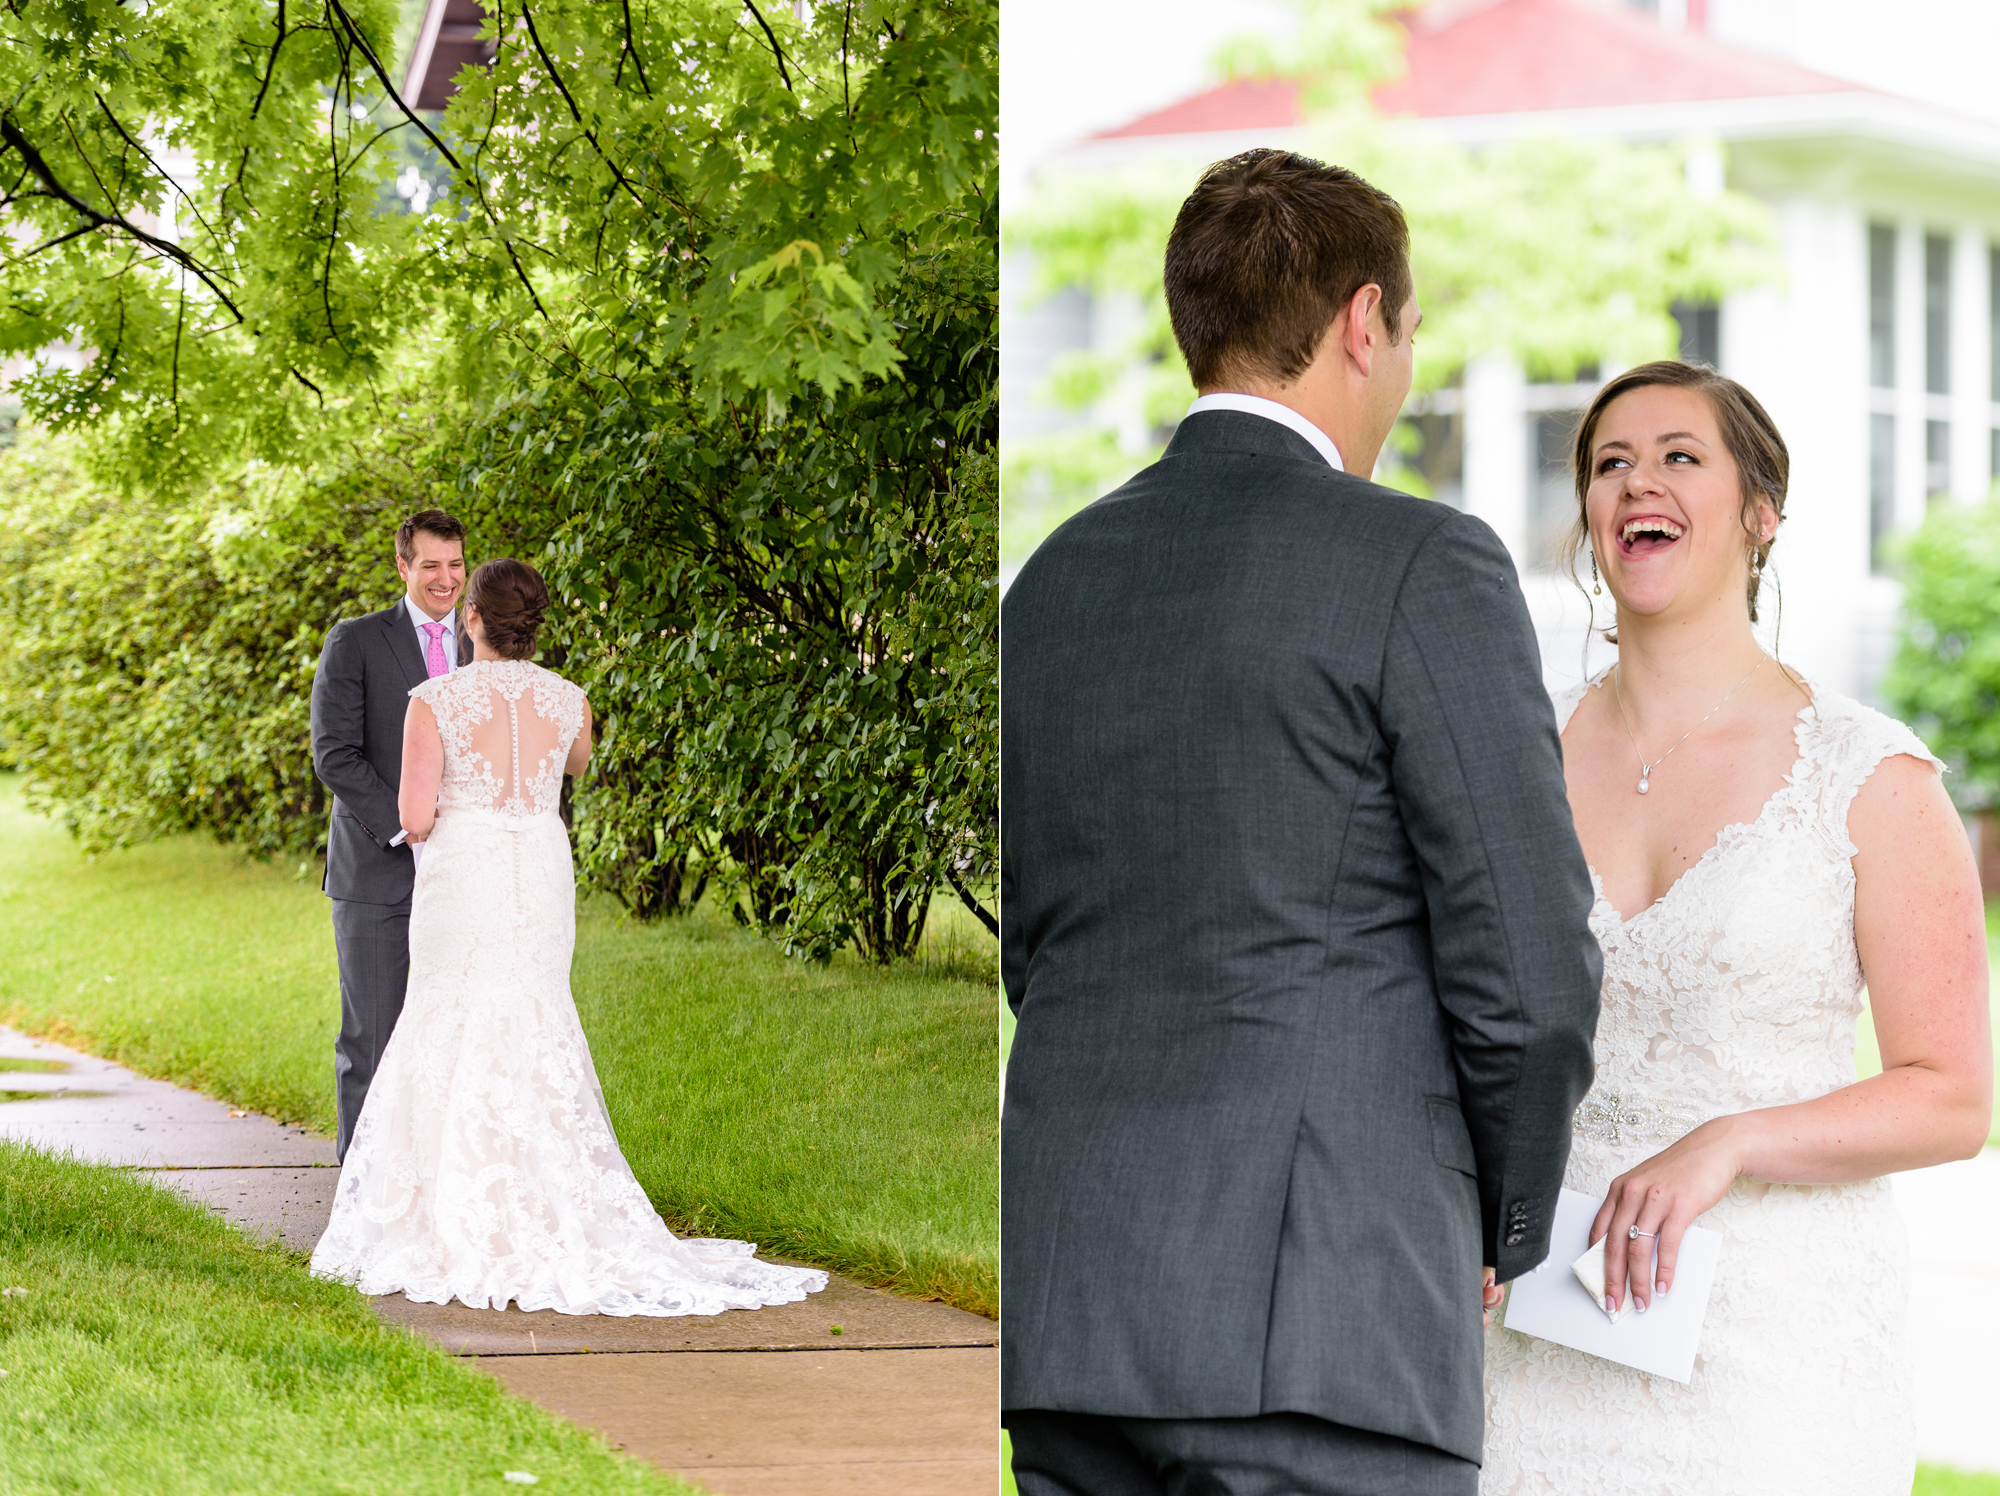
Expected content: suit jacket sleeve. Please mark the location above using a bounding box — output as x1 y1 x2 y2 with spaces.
1000 839 1024 1016
1377 512 1602 1281
310 620 402 848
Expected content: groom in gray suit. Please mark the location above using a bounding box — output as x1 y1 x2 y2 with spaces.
309 509 471 1161
1001 151 1602 1494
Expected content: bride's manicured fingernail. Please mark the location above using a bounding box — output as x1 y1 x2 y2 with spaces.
1637 1300 1647 1313
1605 1294 1616 1312
1657 1281 1668 1296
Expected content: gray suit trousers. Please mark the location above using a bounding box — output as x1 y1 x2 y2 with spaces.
331 896 410 1160
1007 1410 1478 1496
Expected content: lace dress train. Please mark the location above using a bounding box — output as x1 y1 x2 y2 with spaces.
311 659 826 1316
1480 680 1930 1494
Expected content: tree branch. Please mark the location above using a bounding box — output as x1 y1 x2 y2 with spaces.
517 0 650 211
618 0 653 95
13 221 97 259
0 113 245 322
247 0 289 122
224 0 290 216
170 275 186 430
742 1 794 91
324 0 465 175
94 94 225 251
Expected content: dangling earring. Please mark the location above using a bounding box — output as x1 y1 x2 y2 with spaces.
1591 552 1602 595
1750 545 1763 578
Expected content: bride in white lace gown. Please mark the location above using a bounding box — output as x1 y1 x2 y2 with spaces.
1481 364 1990 1494
311 558 827 1316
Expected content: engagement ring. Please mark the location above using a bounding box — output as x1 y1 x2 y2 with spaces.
1629 1226 1658 1240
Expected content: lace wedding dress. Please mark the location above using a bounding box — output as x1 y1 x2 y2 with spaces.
311 659 827 1316
1481 676 1935 1495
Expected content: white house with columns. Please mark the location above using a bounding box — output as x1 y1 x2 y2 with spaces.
1005 0 2000 703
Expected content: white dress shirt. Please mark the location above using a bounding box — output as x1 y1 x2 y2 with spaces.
1185 393 1346 473
403 595 458 677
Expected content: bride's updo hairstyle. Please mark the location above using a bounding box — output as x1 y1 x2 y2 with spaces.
1564 360 1790 632
467 558 550 661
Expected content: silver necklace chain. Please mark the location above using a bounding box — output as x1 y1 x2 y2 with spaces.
1612 656 1767 795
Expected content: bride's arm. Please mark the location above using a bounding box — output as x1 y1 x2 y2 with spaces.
399 699 444 842
564 695 593 778
1743 754 1992 1177
1597 753 1991 1313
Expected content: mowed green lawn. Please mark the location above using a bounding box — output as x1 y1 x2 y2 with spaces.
0 773 997 1314
0 1140 697 1496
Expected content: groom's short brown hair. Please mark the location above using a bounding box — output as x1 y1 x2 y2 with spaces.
1165 150 1412 390
395 508 467 564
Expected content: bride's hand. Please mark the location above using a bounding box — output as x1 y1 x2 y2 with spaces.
1590 1117 1743 1314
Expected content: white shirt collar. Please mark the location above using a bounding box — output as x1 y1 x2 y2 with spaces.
404 600 456 636
1186 393 1346 473
404 596 457 648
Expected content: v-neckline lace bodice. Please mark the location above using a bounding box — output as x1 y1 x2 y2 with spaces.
1584 693 1815 929
1480 671 1941 1495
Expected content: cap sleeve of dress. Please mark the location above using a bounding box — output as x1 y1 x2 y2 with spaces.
1550 668 1611 734
1800 690 1946 859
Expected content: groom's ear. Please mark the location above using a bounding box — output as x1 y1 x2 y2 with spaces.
1336 283 1385 378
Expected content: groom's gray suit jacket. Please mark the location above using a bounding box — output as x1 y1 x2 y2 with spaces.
1000 411 1602 1464
311 601 469 903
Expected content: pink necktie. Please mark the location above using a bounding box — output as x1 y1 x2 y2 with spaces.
422 621 449 678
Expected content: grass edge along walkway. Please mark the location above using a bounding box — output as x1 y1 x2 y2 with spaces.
0 772 998 1317
0 1139 702 1496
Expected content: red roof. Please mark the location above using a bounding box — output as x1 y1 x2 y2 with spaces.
1091 0 1868 139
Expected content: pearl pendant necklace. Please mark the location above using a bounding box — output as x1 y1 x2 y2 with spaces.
1612 656 1767 797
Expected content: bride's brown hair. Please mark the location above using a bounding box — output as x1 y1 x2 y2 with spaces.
467 558 550 661
1562 360 1790 636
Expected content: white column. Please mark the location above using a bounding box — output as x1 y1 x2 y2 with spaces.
1091 289 1153 455
1729 197 1870 697
1462 351 1529 569
1954 225 1993 505
1895 217 1927 531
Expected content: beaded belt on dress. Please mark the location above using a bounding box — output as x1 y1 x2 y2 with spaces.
1572 1087 1702 1145
435 806 561 833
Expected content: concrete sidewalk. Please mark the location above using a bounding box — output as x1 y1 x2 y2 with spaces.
0 1026 998 1495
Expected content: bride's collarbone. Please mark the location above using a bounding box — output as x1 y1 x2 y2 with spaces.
1562 692 1806 918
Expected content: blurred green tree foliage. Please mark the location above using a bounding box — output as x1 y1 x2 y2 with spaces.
0 414 449 859
0 0 992 472
1883 500 2000 810
461 246 996 960
0 0 995 961
1001 0 1775 557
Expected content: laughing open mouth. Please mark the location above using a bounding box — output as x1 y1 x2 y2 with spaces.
1619 516 1684 555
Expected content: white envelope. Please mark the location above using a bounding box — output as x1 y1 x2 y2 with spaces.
1499 1186 1723 1384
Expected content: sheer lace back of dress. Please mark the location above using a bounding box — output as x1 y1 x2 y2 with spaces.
415 660 584 818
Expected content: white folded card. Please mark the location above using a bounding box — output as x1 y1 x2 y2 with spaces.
1499 1186 1723 1384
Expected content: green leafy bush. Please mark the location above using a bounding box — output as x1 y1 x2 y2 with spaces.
1882 498 2000 809
461 246 997 962
0 413 451 858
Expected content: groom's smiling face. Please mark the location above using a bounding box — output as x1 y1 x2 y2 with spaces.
397 530 467 622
